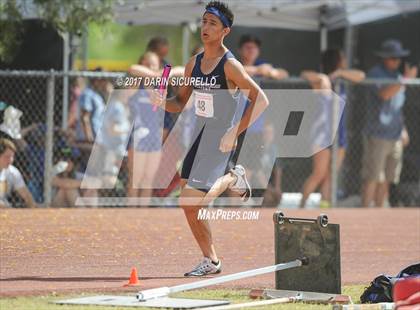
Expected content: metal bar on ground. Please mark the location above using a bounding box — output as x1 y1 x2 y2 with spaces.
137 259 304 301
200 297 297 310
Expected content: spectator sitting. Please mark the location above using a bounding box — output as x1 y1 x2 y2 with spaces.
0 138 37 208
361 39 417 208
51 148 82 208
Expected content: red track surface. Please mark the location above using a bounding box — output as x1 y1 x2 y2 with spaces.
0 208 419 297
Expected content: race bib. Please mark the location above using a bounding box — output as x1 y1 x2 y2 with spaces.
194 91 214 118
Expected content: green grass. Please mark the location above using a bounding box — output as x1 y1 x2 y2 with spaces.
0 285 365 310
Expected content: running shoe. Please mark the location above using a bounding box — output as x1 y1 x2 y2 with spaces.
229 164 252 202
184 257 222 277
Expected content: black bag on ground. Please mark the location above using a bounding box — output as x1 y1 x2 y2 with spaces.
360 275 394 303
360 263 420 304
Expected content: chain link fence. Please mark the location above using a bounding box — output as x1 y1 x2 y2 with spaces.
0 70 419 207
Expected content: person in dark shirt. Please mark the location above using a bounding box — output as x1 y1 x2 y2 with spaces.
238 34 288 80
151 1 269 276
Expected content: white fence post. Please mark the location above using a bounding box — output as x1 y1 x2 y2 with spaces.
330 82 341 208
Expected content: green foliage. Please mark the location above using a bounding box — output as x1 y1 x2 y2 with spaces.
84 22 201 66
0 0 114 64
33 0 114 35
0 0 23 63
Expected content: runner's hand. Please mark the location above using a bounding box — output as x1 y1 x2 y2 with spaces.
219 129 237 153
150 89 167 107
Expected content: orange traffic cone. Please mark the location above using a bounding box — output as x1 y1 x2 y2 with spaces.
123 267 140 287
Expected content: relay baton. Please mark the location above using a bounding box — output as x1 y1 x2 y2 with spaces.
154 64 171 111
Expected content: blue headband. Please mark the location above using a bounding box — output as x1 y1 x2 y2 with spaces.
205 7 232 28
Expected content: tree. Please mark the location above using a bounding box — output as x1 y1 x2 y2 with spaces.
0 0 23 63
0 0 114 63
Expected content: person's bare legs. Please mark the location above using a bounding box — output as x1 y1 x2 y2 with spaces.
179 186 218 262
139 151 162 205
375 182 389 207
362 180 377 208
52 189 67 207
65 189 80 207
127 148 146 199
178 170 237 263
320 148 346 202
201 172 237 205
300 149 330 208
127 148 138 197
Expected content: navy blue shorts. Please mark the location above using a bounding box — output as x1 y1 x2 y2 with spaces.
181 127 234 193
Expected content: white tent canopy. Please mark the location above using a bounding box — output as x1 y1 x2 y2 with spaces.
15 0 420 63
115 0 420 64
114 0 420 208
115 0 420 31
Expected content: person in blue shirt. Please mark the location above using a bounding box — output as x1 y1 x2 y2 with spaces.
127 52 165 204
361 39 417 208
76 71 107 143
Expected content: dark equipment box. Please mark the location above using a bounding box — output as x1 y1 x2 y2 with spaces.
273 211 341 294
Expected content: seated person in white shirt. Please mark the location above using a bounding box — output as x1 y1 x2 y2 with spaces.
0 138 37 208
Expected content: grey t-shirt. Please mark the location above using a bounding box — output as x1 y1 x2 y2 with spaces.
363 64 406 140
0 165 26 207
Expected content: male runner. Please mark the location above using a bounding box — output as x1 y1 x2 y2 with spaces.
152 1 269 276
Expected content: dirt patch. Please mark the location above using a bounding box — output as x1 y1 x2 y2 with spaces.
1 208 418 296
